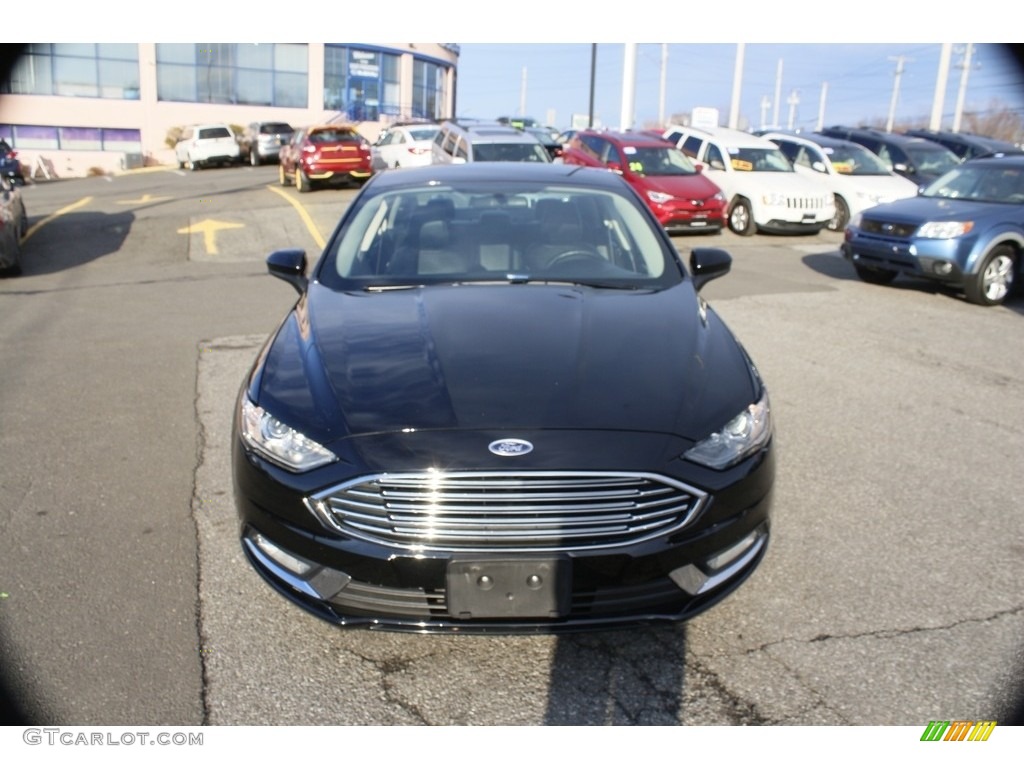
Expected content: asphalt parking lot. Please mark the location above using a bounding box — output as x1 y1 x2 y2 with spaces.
1 166 1022 727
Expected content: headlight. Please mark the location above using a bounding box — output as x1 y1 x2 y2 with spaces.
761 193 786 207
646 190 673 204
916 221 974 239
711 191 726 203
683 391 772 470
240 398 336 472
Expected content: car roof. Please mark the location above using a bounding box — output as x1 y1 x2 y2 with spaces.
761 131 866 152
442 121 544 145
822 125 946 148
360 161 629 192
579 129 675 147
664 124 777 148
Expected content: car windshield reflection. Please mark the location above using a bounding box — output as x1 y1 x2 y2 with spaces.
320 182 680 290
922 164 1024 204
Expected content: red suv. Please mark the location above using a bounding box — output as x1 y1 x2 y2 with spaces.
562 130 726 233
279 124 374 192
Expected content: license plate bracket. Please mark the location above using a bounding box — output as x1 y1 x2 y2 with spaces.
447 557 570 619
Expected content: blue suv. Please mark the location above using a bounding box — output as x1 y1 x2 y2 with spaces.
841 154 1024 305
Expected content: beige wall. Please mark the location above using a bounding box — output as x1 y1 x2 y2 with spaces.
0 43 458 179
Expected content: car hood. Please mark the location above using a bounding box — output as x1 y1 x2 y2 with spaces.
253 282 759 447
858 196 1014 224
711 169 829 198
634 173 722 201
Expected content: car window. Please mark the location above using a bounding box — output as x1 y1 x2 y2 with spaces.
827 144 891 176
471 143 549 162
704 143 726 170
198 127 231 140
624 146 697 176
922 164 1024 203
408 127 439 142
905 146 960 177
261 123 292 134
309 129 361 143
681 135 703 159
602 143 623 166
727 147 792 172
320 182 680 289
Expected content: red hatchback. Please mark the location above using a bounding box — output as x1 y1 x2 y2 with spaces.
562 130 726 233
279 124 374 193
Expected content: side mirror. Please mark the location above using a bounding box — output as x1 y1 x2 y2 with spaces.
689 248 732 291
607 161 624 175
811 161 827 173
693 163 704 174
267 249 308 294
451 156 467 165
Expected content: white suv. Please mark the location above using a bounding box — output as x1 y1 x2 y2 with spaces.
431 120 550 164
663 125 834 235
760 131 918 231
174 123 243 170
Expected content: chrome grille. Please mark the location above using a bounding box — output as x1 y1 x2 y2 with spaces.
786 195 826 210
307 471 708 552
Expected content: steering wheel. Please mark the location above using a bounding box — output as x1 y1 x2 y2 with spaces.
546 249 602 269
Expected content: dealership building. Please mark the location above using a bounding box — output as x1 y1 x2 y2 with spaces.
0 43 459 178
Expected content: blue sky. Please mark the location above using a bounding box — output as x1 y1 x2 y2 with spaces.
453 43 1024 133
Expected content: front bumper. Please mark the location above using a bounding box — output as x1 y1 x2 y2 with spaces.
233 433 775 633
841 233 969 283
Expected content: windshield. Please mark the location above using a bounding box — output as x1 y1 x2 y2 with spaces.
309 129 362 143
728 147 793 172
624 146 697 176
906 146 960 177
921 163 1024 204
408 127 440 142
318 181 682 290
825 145 892 176
262 123 292 134
473 143 550 162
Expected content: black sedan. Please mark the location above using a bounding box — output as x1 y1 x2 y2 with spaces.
233 162 775 632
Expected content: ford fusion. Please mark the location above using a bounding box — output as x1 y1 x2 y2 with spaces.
233 162 774 632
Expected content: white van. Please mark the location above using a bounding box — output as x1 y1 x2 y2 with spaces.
663 125 834 235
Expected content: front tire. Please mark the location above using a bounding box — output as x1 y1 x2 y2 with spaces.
250 149 260 167
827 195 850 232
278 164 291 186
965 245 1015 306
296 168 311 193
728 197 757 236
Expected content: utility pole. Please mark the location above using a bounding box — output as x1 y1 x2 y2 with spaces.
930 43 953 131
588 44 596 128
952 43 975 133
519 67 527 117
773 59 783 129
816 82 828 131
887 55 909 132
728 43 744 129
658 44 668 128
620 43 637 130
760 96 771 130
786 90 800 130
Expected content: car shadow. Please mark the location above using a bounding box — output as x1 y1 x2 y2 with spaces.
7 210 133 277
544 624 689 724
800 252 1024 315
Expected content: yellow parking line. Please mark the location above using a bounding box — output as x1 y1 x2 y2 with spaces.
21 196 93 244
265 185 326 251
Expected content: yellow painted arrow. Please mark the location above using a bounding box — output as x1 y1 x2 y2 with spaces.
117 193 171 205
177 219 244 256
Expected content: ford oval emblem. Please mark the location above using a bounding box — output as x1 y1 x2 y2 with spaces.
489 439 534 457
